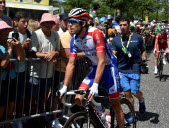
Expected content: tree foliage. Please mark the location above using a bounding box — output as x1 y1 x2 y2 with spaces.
49 0 169 21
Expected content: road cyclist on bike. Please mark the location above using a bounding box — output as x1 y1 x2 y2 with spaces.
154 28 169 74
58 8 124 128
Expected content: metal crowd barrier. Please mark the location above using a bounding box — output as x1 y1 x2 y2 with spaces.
0 57 92 126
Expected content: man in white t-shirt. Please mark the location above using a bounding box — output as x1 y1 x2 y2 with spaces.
29 13 61 128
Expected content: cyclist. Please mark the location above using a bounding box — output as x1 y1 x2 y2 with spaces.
59 8 124 128
154 28 169 74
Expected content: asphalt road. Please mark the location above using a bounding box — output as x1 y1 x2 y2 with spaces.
134 48 169 128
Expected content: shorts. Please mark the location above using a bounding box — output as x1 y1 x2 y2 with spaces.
28 77 52 96
119 72 140 94
155 43 168 57
79 65 120 100
0 78 17 105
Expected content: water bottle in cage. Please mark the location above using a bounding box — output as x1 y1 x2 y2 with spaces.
106 112 111 128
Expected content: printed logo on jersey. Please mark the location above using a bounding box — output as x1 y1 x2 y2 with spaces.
109 86 115 93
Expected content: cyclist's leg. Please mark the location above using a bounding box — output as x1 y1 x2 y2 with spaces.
105 65 124 128
154 45 160 74
74 67 95 106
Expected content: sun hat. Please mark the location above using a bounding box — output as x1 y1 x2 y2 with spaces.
0 20 13 31
40 13 55 24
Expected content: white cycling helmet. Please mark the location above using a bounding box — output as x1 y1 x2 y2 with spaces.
68 8 90 21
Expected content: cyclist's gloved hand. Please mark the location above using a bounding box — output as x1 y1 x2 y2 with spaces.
89 83 99 96
153 49 157 53
59 85 67 96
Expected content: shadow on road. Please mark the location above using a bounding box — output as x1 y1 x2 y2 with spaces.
154 75 169 82
135 111 160 124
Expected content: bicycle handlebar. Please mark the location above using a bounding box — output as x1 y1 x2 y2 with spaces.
61 90 101 107
155 50 169 53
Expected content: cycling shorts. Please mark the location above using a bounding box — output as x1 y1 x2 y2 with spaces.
119 72 140 94
79 65 120 100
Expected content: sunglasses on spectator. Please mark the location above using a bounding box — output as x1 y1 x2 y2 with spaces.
0 1 5 4
68 19 82 24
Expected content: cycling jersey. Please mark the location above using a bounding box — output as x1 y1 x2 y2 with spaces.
155 33 168 45
70 27 119 99
155 33 169 53
70 27 117 66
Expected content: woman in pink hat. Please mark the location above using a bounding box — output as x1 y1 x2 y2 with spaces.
0 20 25 128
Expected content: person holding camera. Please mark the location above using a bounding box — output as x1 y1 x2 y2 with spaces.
8 11 31 128
112 17 147 116
0 20 25 128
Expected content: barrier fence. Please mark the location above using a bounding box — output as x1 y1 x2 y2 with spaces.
0 57 92 127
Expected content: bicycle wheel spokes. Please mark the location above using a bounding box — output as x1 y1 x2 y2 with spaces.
64 112 97 128
120 98 136 128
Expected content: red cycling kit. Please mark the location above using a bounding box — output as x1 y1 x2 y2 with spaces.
155 33 169 56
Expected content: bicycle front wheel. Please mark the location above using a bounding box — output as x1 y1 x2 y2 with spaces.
63 111 98 128
120 98 136 128
158 53 163 81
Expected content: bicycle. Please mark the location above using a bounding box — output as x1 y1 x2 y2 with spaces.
61 89 136 128
156 50 168 81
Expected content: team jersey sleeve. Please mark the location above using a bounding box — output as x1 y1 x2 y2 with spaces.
70 36 78 57
155 33 160 43
93 29 105 53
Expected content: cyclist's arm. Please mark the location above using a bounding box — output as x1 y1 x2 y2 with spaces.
94 52 106 84
167 34 169 50
154 34 159 50
63 56 76 86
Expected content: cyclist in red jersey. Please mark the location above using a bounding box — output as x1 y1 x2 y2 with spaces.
154 29 169 74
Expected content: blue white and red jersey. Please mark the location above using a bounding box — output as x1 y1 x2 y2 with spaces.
70 27 117 66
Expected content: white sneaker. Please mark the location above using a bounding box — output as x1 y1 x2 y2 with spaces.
154 69 158 75
52 119 63 128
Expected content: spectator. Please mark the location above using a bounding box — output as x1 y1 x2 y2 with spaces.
89 3 100 22
105 14 113 28
27 19 40 32
28 13 60 128
52 16 60 32
112 17 146 117
0 20 25 128
58 13 68 35
8 11 31 127
0 0 12 26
